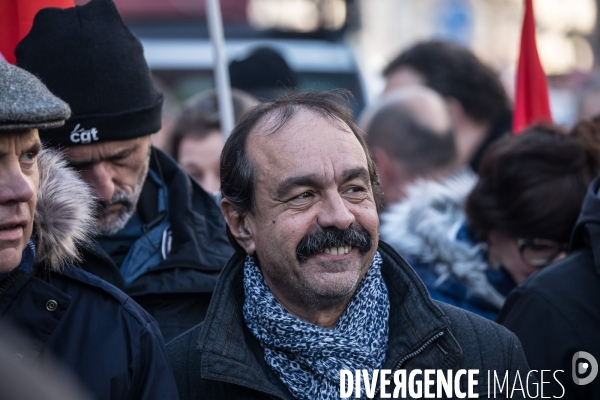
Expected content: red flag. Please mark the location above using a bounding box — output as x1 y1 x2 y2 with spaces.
0 0 74 64
512 0 553 134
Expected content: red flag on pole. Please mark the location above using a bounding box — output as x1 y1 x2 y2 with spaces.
512 0 553 134
0 0 74 64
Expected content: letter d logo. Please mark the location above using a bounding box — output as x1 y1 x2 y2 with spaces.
573 351 598 385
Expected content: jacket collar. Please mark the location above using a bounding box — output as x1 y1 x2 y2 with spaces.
196 241 461 397
377 241 460 371
570 176 600 276
81 148 233 290
196 249 284 398
380 169 505 310
136 148 232 272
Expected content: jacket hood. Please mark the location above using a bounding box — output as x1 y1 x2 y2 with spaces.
571 175 600 251
35 149 95 270
148 149 232 273
380 168 505 309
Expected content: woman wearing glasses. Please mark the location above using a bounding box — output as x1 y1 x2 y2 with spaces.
466 121 600 286
470 121 600 399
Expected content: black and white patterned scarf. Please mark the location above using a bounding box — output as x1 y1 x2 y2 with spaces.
243 252 390 400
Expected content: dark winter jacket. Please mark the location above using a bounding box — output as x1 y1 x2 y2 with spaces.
167 241 531 399
498 175 600 399
0 150 179 400
80 148 233 342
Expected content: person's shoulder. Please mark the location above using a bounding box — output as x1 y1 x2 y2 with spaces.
518 248 596 296
166 322 205 397
55 264 156 327
498 248 600 342
436 300 514 340
57 264 127 300
434 301 523 369
167 323 204 357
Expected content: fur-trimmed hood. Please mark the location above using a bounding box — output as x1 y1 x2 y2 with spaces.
380 168 505 309
34 149 95 270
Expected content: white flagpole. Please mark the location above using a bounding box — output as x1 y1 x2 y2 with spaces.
206 0 235 139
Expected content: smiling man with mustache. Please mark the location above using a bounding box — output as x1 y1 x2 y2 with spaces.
167 91 533 400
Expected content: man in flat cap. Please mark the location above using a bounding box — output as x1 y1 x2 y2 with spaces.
0 61 179 399
16 0 232 342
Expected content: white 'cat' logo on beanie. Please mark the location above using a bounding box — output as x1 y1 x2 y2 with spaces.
70 124 99 144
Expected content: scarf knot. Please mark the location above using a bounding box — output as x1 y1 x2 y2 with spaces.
243 252 389 400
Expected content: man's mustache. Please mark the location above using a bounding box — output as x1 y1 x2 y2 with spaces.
97 191 134 216
296 225 372 263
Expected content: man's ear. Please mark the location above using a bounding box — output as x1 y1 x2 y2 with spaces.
372 147 407 188
371 147 389 178
220 198 256 255
371 147 414 205
445 97 468 128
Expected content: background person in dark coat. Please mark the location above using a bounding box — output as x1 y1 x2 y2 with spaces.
0 61 178 400
168 91 531 400
16 0 233 342
498 174 600 399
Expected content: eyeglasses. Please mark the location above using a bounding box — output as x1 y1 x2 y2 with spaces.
517 238 568 267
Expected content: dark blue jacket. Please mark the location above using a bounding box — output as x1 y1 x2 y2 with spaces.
379 172 512 320
0 149 179 400
0 263 179 400
409 257 512 320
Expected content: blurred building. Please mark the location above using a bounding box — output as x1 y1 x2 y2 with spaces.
73 0 600 126
75 0 367 115
352 0 598 127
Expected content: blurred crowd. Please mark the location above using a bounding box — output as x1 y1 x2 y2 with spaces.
2 0 600 399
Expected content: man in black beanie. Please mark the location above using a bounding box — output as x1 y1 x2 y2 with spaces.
16 0 233 343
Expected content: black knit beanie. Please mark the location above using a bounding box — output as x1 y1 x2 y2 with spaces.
15 0 163 147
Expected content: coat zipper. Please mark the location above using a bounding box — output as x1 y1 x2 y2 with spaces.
372 331 445 399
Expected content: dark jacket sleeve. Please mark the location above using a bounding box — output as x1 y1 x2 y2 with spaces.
129 318 181 400
498 289 573 398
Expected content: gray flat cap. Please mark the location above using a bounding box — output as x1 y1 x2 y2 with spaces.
0 61 71 132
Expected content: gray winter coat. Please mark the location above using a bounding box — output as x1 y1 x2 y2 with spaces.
167 241 531 399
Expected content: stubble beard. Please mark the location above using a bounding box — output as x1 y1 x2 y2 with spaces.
294 225 373 306
263 253 368 312
96 148 151 236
